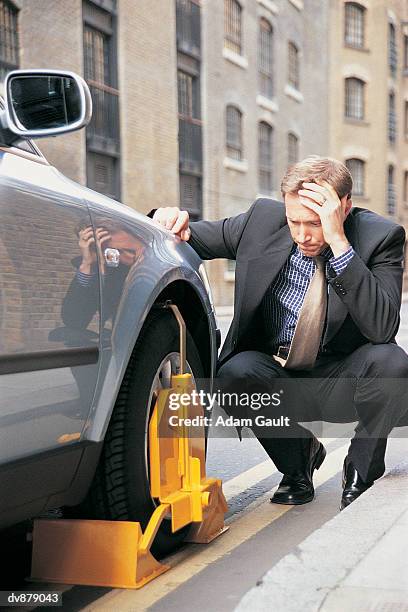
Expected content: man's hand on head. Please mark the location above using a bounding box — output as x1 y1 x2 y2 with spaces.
152 207 191 241
297 180 351 257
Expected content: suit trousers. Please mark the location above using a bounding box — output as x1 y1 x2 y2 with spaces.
216 343 408 483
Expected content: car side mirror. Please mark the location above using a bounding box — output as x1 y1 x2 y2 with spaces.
2 69 92 138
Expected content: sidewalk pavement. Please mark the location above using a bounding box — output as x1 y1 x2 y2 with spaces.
236 459 408 612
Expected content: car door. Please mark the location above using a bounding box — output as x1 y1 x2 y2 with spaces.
0 145 101 508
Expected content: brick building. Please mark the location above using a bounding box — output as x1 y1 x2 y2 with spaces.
2 0 180 210
1 0 407 307
328 0 408 222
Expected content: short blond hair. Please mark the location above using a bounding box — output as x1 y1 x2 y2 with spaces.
281 156 353 199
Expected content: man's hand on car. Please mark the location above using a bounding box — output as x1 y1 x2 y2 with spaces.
153 207 191 241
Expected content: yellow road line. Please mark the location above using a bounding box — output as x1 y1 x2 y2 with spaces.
85 443 348 611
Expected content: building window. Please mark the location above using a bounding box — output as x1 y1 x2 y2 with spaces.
404 35 408 71
224 0 242 55
346 158 365 196
83 0 120 200
178 69 202 176
403 170 408 205
388 91 396 144
0 0 19 82
258 18 273 99
287 132 299 167
179 173 202 220
387 165 396 216
288 42 299 90
389 22 397 76
345 77 365 120
178 70 200 119
176 0 201 58
258 121 273 194
176 0 203 220
226 105 243 160
344 2 365 48
405 101 408 137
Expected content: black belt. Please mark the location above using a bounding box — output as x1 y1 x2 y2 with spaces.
272 344 333 360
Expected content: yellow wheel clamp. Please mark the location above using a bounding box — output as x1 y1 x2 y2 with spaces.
29 303 228 589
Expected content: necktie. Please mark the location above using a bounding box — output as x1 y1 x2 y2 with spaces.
274 256 328 370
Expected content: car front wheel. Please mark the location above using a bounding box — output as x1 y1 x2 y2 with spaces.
80 309 205 558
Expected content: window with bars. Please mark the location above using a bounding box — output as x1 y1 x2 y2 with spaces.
403 170 408 204
387 165 396 216
226 105 243 160
345 77 365 120
258 122 273 194
404 35 408 71
87 151 119 201
83 0 120 200
389 22 397 76
177 70 202 173
0 0 18 82
177 70 200 119
180 173 202 220
258 18 273 99
287 132 299 167
405 101 408 138
345 158 365 196
388 91 396 144
176 0 201 57
344 2 365 48
224 0 242 55
84 26 112 85
288 42 299 90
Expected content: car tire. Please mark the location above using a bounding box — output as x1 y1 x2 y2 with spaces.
78 309 205 558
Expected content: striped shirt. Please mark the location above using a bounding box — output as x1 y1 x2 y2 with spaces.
261 244 354 348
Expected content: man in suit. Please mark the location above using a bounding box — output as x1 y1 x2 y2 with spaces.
152 156 408 510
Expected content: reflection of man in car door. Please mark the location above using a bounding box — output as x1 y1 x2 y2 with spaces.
62 218 145 336
60 218 145 409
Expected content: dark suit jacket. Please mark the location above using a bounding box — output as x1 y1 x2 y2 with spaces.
188 199 406 367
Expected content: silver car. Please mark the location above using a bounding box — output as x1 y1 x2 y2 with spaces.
0 70 217 557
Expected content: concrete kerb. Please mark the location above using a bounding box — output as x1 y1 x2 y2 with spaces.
235 460 408 612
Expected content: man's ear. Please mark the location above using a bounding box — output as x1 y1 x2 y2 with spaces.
342 194 352 217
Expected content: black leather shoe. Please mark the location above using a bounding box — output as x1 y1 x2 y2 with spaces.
270 439 326 505
340 458 373 511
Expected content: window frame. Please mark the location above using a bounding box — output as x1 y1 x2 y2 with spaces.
345 77 365 121
258 121 273 195
388 90 396 145
83 0 121 200
346 158 365 197
287 132 299 167
288 41 300 91
224 0 242 56
226 105 243 161
258 18 273 99
403 169 408 205
387 164 396 216
388 22 397 77
344 2 365 49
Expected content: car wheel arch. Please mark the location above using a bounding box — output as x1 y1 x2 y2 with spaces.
87 274 216 445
